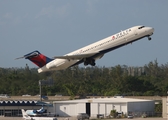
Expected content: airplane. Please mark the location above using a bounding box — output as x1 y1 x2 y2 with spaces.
21 109 57 120
26 107 46 116
16 25 154 73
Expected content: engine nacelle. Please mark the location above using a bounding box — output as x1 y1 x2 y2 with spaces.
46 61 55 69
46 60 66 69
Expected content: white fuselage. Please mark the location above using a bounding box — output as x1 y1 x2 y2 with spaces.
22 109 57 120
38 26 154 73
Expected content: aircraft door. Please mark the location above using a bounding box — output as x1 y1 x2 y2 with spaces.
86 103 91 116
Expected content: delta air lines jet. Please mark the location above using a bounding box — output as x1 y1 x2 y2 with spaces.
16 25 154 73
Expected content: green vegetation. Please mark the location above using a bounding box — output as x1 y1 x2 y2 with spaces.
0 60 168 96
155 102 162 113
110 110 117 118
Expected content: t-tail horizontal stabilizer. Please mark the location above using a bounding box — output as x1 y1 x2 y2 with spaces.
16 51 53 68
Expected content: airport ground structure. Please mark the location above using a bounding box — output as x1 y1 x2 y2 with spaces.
0 101 41 117
53 97 155 118
0 96 166 118
0 101 54 117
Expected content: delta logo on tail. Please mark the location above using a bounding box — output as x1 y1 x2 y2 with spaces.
17 51 53 68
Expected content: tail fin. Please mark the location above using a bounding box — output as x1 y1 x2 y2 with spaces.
21 109 31 119
23 51 53 68
37 107 45 113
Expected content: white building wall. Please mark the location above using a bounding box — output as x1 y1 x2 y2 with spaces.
114 103 121 112
162 98 167 118
76 103 85 114
120 103 127 114
55 103 86 117
98 103 105 114
106 104 113 116
91 103 98 117
69 104 77 116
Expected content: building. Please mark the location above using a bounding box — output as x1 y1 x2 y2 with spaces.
0 101 53 117
53 97 155 118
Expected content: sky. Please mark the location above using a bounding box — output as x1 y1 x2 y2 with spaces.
0 0 168 68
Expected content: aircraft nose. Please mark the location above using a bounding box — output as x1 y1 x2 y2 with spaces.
150 27 154 33
146 27 154 35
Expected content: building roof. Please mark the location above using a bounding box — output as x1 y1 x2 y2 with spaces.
53 97 154 104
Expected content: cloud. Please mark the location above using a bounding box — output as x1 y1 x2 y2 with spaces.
35 4 70 19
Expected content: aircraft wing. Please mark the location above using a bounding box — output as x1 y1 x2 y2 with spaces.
53 51 99 60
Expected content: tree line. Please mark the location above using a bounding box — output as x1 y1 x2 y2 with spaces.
0 60 168 97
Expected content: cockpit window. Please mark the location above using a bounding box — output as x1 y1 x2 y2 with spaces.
138 26 145 29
